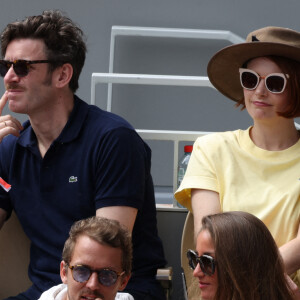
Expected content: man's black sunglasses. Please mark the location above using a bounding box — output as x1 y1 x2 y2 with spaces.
0 59 54 77
187 249 216 276
67 264 125 287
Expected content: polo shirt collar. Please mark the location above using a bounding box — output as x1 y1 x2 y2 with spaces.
17 95 89 148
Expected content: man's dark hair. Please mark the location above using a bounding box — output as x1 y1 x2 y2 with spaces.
1 10 86 92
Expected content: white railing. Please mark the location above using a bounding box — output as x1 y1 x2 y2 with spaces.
91 26 245 206
107 26 245 112
91 73 214 106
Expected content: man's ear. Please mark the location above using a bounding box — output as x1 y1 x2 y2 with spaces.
60 260 68 284
54 63 73 89
118 273 131 291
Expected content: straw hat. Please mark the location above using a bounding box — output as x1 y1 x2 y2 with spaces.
207 26 300 102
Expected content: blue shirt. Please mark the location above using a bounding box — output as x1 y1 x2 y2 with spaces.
0 96 166 299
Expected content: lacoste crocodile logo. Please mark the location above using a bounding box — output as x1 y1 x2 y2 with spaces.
69 176 78 183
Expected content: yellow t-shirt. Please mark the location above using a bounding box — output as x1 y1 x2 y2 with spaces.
174 127 300 285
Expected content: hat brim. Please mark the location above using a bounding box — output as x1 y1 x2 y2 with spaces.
207 42 300 102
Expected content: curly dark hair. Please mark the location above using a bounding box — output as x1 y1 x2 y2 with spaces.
1 10 86 92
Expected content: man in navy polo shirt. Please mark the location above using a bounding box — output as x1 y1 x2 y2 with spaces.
0 10 166 300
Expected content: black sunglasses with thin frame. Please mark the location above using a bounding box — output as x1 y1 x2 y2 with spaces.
0 59 54 78
239 68 289 94
187 249 216 276
67 264 125 287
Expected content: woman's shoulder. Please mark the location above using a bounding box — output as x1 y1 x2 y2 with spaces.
195 129 245 146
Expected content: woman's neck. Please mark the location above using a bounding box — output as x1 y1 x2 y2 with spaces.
250 120 299 151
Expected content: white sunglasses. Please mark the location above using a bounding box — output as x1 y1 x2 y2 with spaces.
239 68 289 94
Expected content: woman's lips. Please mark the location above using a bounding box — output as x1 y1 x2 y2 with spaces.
252 100 271 107
199 281 210 289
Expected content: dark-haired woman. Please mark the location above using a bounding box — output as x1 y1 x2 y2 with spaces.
188 211 295 300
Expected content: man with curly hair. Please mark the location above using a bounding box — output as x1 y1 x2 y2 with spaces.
0 10 166 300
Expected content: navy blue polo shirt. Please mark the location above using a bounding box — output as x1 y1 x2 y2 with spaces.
0 96 166 299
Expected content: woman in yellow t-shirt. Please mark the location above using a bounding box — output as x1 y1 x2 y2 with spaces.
175 26 300 289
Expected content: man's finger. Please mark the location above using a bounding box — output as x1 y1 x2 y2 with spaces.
1 117 23 131
0 92 9 115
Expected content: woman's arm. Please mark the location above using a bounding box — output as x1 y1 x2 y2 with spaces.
191 189 221 239
280 223 300 275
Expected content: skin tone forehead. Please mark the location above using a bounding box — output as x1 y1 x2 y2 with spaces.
247 57 283 73
196 229 215 256
5 38 47 60
70 235 123 271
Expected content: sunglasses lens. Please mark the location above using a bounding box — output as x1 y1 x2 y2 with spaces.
0 62 9 77
13 61 29 77
72 265 91 282
200 256 214 276
266 75 285 93
241 71 258 90
187 250 197 270
98 269 118 286
0 60 29 77
187 251 215 276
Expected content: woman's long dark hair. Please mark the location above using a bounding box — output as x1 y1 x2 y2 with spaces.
201 211 294 300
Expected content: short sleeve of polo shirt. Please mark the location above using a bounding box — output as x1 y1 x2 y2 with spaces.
94 126 148 210
0 135 15 216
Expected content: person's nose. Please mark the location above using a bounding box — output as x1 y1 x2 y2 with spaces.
193 263 205 278
85 272 101 290
254 77 267 96
4 65 20 84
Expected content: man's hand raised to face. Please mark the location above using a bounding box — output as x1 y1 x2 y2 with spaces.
0 92 23 142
